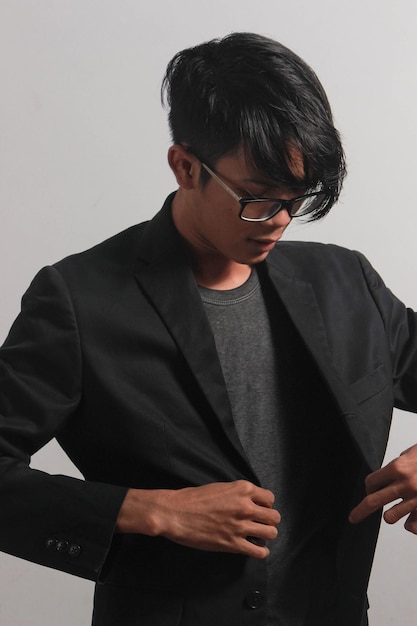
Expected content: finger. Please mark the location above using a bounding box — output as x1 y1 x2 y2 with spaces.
250 503 281 526
349 501 373 524
251 485 276 508
349 487 398 523
246 520 279 542
239 537 270 560
383 496 417 525
404 511 417 535
366 449 417 494
364 464 398 494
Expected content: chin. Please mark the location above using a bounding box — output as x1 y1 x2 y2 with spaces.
236 253 270 265
252 249 273 262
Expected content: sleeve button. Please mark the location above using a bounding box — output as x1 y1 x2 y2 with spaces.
68 544 82 558
56 540 69 552
45 538 58 550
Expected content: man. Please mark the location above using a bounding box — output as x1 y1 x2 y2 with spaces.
0 32 416 626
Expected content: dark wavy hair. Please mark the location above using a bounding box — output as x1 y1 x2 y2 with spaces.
161 32 346 220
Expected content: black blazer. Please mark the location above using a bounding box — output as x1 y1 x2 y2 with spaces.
0 194 416 626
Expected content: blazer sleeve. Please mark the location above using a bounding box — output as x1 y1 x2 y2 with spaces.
354 251 417 413
0 266 127 580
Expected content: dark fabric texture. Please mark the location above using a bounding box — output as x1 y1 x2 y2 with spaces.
0 194 416 625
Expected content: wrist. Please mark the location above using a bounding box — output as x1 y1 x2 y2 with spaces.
115 488 171 536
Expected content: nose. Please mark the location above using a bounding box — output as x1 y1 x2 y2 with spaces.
267 207 292 229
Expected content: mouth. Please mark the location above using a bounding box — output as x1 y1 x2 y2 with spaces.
248 238 278 252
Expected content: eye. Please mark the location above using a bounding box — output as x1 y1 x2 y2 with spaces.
245 185 274 199
240 188 259 199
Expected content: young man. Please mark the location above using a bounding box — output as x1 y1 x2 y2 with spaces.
1 32 417 626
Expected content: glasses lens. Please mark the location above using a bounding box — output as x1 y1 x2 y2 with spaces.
290 192 327 217
241 200 283 221
241 192 327 221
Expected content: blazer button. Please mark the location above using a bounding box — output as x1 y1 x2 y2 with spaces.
245 590 264 610
68 544 82 558
56 540 69 552
45 538 58 550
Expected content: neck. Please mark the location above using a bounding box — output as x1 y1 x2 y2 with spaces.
190 253 252 290
172 189 252 290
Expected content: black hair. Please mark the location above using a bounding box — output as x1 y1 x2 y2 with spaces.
161 32 346 219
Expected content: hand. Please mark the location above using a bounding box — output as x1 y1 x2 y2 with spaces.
349 443 417 534
116 480 281 559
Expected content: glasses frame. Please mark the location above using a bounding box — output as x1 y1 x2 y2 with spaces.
200 162 329 222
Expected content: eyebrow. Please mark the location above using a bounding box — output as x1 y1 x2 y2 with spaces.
241 177 274 186
241 177 306 196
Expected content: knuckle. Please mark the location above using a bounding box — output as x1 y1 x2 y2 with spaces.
238 499 255 518
267 526 278 540
389 484 403 500
235 479 252 494
406 475 417 493
265 489 275 506
365 493 381 510
364 474 373 489
392 456 411 479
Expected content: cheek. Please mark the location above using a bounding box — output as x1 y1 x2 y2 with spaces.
209 204 240 233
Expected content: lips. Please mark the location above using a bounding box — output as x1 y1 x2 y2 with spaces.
253 239 277 245
249 238 278 251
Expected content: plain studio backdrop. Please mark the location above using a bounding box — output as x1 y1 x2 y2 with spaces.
1 1 417 624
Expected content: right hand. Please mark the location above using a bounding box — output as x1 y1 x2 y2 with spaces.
116 480 281 559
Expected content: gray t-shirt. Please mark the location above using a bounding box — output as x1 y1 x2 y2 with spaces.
200 266 357 625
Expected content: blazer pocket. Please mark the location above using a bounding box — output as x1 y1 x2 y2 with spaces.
349 364 389 405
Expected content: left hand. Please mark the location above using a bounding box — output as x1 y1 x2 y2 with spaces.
349 443 417 534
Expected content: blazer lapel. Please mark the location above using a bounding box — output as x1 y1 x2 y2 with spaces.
133 196 380 470
133 197 254 475
265 251 380 469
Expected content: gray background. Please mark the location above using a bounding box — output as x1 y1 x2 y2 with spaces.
1 1 417 624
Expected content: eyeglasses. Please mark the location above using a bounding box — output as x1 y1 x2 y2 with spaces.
201 162 329 222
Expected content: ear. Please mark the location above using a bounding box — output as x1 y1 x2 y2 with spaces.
168 145 200 190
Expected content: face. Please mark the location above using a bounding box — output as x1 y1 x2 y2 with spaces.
178 150 301 267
